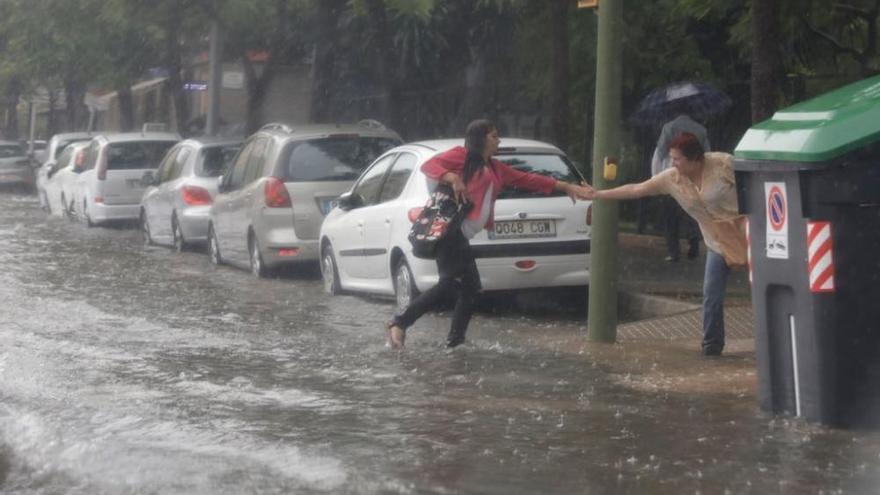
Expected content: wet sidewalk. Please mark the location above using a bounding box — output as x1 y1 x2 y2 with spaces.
615 232 754 344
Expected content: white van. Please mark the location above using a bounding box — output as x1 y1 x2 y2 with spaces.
73 132 179 226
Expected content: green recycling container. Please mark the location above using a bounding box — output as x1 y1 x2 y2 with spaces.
734 75 880 427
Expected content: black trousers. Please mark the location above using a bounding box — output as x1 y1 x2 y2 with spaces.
663 196 700 259
393 229 481 342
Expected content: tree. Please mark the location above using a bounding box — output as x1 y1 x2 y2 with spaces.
751 0 784 122
206 0 309 134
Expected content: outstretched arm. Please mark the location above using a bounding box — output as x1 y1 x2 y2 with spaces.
554 180 594 203
585 174 666 201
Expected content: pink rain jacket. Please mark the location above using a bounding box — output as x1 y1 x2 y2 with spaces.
420 146 557 229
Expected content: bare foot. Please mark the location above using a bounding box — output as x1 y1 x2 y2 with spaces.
386 323 406 349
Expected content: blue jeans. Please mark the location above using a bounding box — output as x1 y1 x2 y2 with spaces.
703 250 730 353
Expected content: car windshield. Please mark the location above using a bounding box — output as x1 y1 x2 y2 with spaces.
199 144 241 177
495 153 584 199
106 141 176 170
280 136 400 182
0 144 24 158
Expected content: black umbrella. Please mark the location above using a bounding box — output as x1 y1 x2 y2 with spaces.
631 81 732 126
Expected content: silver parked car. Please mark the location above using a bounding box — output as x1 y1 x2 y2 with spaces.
73 132 180 226
140 137 242 251
0 141 34 189
208 122 402 277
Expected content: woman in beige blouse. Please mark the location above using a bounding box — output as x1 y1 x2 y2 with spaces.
586 133 747 356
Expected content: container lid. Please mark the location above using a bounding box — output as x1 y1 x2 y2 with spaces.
735 75 880 163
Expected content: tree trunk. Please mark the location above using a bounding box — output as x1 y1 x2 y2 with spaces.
750 0 784 123
549 0 572 150
47 89 58 137
165 13 189 136
241 53 273 135
363 0 400 131
4 78 22 140
116 84 136 132
309 0 346 123
64 79 87 131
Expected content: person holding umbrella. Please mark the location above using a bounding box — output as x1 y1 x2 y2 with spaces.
651 107 709 262
632 81 732 264
582 132 747 357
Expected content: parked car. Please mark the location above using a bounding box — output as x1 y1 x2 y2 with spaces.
36 132 93 210
208 122 402 277
319 139 592 308
72 132 179 226
0 141 34 189
139 137 242 251
44 141 91 218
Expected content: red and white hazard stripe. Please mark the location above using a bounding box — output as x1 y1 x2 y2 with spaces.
807 221 835 293
745 218 752 284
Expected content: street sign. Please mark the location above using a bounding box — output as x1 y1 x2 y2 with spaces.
578 0 599 8
764 181 789 259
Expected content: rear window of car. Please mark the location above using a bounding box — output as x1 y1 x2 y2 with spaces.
106 141 176 171
54 139 91 159
279 136 400 182
496 153 584 199
0 144 24 158
198 144 241 177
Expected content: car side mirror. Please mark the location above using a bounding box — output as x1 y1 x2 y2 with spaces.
140 171 157 187
217 176 229 193
336 191 363 211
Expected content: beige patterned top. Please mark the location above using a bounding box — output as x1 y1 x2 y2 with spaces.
647 152 748 266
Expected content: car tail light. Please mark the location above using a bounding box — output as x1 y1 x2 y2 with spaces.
181 185 212 205
264 177 292 208
514 260 537 270
586 204 593 226
407 207 424 223
94 196 104 204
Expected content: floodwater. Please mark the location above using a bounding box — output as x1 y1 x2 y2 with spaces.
0 191 878 494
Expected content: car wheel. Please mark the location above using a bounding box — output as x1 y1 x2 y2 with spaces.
321 243 342 295
249 234 271 278
141 211 154 246
208 224 222 265
171 214 186 252
394 257 418 310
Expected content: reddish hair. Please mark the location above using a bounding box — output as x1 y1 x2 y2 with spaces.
669 133 704 161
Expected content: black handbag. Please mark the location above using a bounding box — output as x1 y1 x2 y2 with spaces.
408 183 472 259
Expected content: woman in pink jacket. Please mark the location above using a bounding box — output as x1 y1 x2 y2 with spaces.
387 119 592 349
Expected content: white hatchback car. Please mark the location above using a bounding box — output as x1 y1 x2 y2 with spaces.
44 141 91 218
319 139 592 308
73 132 179 226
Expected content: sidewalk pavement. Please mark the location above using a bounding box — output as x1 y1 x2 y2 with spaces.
614 232 754 343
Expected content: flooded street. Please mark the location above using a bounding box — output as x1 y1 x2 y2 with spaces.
1 191 879 494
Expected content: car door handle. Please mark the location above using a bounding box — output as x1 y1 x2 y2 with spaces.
384 218 391 224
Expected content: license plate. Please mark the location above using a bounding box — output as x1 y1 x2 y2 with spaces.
319 198 337 215
489 220 557 240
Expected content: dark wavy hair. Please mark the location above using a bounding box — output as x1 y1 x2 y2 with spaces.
462 119 496 184
669 132 705 161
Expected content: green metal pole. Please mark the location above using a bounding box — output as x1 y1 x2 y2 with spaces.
587 0 623 343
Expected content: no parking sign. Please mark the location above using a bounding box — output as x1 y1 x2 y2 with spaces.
764 182 789 259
